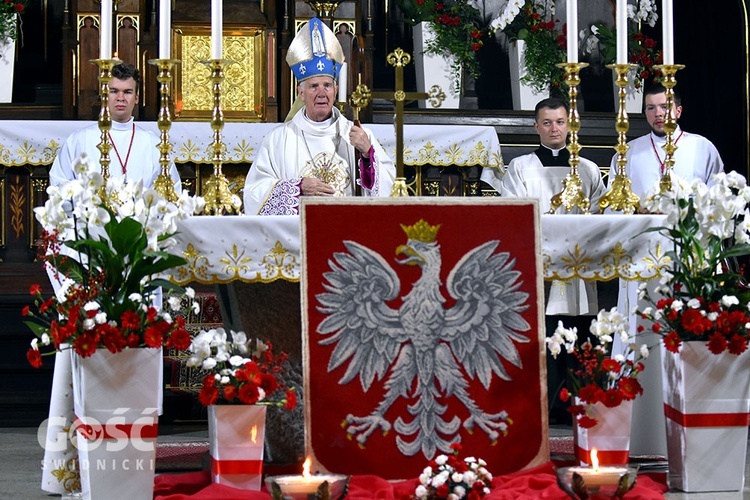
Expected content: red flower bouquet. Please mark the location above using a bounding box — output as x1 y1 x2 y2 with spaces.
187 327 297 410
547 308 648 428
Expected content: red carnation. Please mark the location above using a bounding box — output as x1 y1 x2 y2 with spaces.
27 348 42 368
618 377 643 400
577 415 598 428
727 334 748 355
238 382 260 405
707 331 728 355
30 284 41 295
559 387 570 402
663 331 682 353
166 328 191 350
199 381 219 406
285 389 297 410
223 385 237 402
602 389 624 408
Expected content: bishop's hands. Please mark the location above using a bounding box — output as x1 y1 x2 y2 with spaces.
349 125 372 155
301 177 335 197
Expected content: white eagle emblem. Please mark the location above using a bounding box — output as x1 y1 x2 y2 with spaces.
316 219 532 459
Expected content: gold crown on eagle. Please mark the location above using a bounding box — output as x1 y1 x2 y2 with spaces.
401 220 441 243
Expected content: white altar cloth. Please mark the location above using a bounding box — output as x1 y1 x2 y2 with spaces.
167 213 670 285
0 121 503 169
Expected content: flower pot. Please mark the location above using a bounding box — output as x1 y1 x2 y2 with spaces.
71 347 163 500
0 14 16 103
573 398 633 466
612 72 644 114
208 404 267 490
508 40 549 111
661 342 750 492
412 22 461 109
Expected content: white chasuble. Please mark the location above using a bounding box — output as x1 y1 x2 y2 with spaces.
243 107 395 215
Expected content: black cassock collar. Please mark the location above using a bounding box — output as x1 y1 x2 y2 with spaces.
534 146 570 167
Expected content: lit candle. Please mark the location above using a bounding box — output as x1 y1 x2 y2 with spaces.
565 450 629 488
211 0 222 60
616 0 627 65
158 0 171 59
338 62 347 103
100 0 112 60
662 0 674 64
266 459 347 498
566 0 578 63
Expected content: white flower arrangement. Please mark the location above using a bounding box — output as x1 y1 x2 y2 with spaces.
415 443 493 499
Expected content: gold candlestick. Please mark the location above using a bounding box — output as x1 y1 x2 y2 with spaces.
148 58 180 203
548 62 590 214
599 63 640 214
201 59 241 215
92 58 121 184
652 63 685 193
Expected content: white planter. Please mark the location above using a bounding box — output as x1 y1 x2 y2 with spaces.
412 22 461 109
612 73 644 114
509 40 549 110
208 405 267 490
662 342 750 492
574 398 633 466
0 15 16 103
71 348 163 500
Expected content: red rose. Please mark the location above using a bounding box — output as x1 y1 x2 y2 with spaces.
27 348 42 368
644 37 656 49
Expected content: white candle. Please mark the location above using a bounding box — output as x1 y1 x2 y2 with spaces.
211 0 222 60
566 0 578 63
100 0 112 59
569 466 628 487
616 0 627 64
158 0 171 59
338 62 347 103
662 0 674 64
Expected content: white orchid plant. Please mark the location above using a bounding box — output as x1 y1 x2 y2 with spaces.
637 171 750 355
23 154 205 365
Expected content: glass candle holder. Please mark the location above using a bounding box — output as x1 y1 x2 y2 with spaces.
556 465 637 499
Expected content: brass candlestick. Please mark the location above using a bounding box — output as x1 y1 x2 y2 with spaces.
653 63 685 193
548 62 590 214
599 63 641 214
148 58 180 203
201 59 241 215
92 58 121 184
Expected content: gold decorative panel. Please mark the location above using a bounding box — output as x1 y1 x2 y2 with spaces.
174 25 266 121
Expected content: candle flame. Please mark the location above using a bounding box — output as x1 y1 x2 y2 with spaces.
250 424 257 444
113 51 118 59
303 457 312 481
591 448 600 471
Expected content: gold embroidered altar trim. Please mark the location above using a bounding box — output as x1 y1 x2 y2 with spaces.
0 122 503 168
167 214 671 285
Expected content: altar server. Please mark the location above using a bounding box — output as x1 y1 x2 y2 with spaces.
243 18 395 215
49 63 181 189
608 84 724 197
609 85 724 458
481 97 606 423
